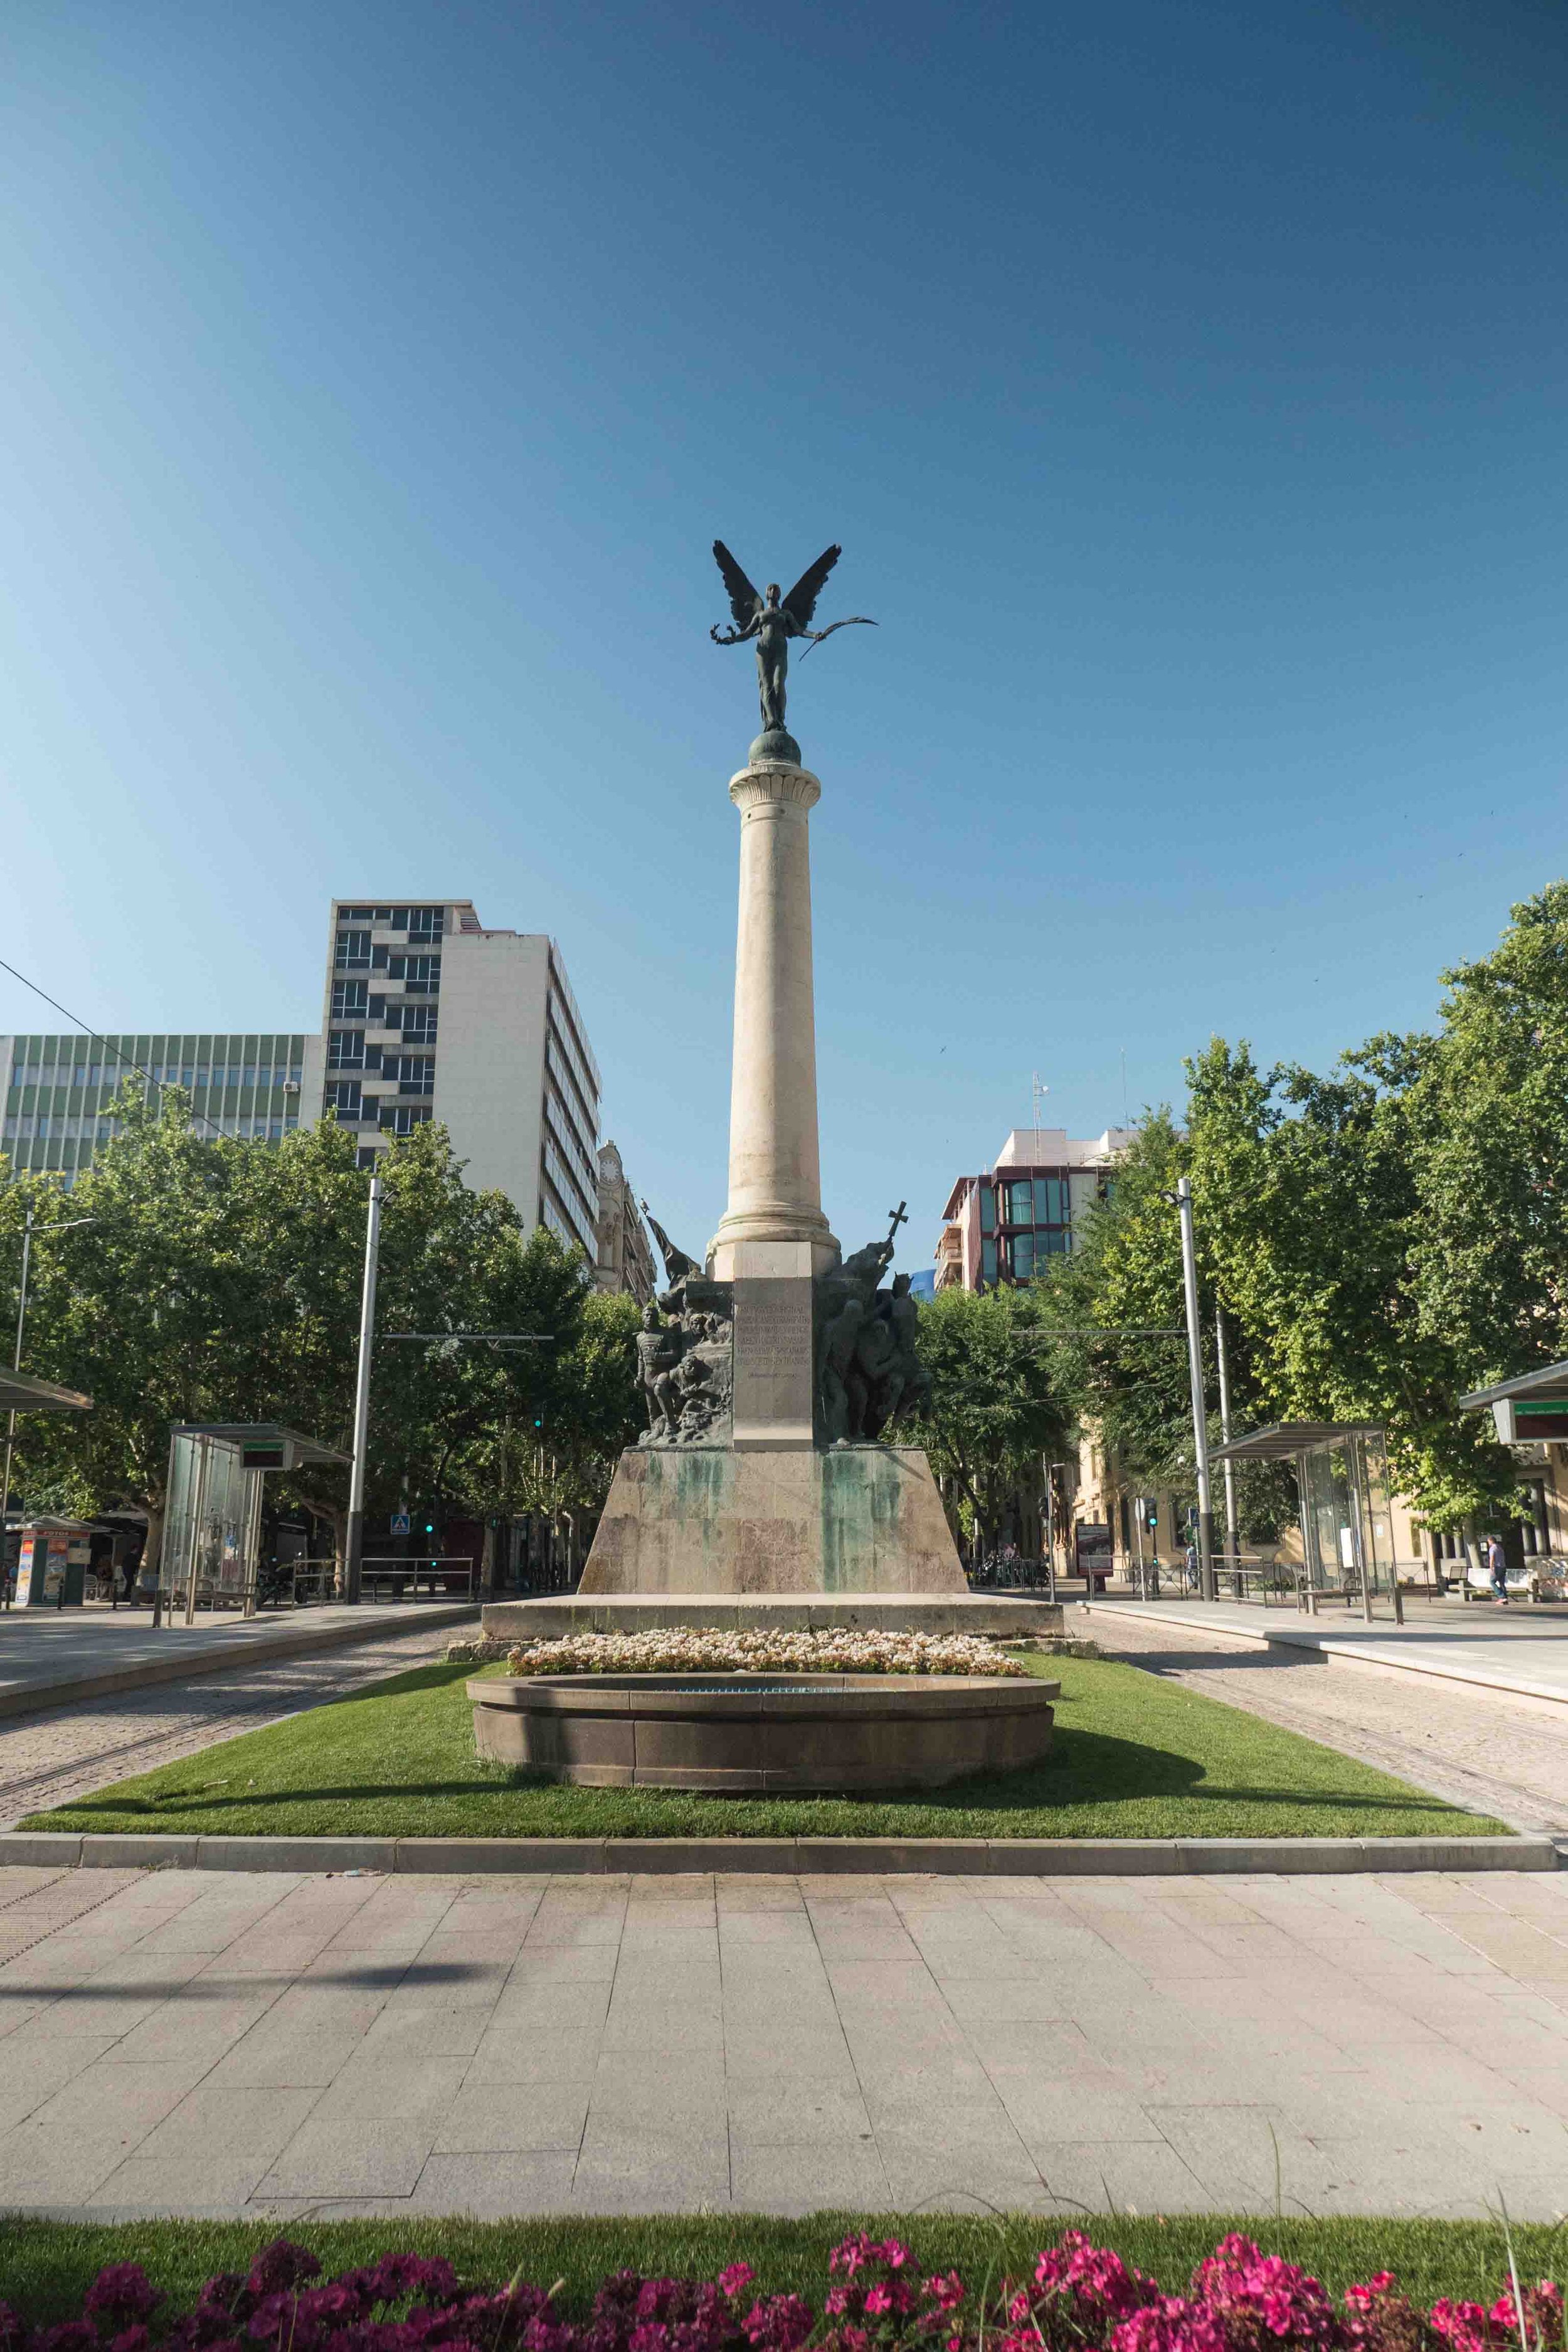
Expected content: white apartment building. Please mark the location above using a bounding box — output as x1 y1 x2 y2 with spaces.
317 898 602 1258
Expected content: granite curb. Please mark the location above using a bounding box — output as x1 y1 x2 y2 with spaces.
0 1830 1555 1875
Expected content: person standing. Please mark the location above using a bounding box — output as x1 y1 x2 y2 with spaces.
1485 1532 1509 1606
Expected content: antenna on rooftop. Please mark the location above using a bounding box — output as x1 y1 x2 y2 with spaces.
1032 1072 1049 1145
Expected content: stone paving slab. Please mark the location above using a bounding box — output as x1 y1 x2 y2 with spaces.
1 1862 1567 2218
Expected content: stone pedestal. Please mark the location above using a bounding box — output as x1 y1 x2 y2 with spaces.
578 1443 969 1597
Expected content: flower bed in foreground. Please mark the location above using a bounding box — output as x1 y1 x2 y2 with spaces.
9 2229 1560 2352
506 1629 1025 1678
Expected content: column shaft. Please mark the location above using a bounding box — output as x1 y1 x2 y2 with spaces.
709 760 837 1280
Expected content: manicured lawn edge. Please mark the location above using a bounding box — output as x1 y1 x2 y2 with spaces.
4 2212 1567 2326
17 1656 1513 1843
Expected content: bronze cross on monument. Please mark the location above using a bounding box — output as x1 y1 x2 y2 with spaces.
886 1200 909 1249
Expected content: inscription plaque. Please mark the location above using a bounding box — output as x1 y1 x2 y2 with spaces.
731 1275 815 1450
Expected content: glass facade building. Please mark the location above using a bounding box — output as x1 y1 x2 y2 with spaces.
936 1130 1133 1293
1 1033 307 1182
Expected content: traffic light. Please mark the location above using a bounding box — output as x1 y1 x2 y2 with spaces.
532 1412 544 1430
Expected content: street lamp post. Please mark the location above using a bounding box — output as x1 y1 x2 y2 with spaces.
343 1174 384 1604
1215 1305 1240 1578
1 1209 97 1605
1173 1177 1216 1601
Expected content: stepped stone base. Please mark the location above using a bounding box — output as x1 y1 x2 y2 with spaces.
480 1593 1065 1641
578 1442 968 1598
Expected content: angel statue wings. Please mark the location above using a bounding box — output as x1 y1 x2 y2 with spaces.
710 542 875 743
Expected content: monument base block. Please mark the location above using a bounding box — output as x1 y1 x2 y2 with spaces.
579 1442 967 1598
481 1592 1064 1641
480 1441 1064 1642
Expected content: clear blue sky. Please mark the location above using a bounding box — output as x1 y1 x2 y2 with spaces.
3 1 1565 1266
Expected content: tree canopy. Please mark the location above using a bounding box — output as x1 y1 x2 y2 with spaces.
1040 883 1568 1532
903 1283 1074 1552
1 1094 620 1561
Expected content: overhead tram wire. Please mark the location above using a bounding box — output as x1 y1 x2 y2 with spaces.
1012 1326 1185 1338
0 952 240 1145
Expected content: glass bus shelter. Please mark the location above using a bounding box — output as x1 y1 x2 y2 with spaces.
1209 1422 1414 1623
161 1423 349 1625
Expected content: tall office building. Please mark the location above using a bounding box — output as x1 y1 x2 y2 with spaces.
1 1033 309 1181
1 899 607 1263
319 898 601 1257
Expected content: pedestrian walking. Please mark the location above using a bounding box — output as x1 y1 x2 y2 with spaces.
1485 1533 1508 1606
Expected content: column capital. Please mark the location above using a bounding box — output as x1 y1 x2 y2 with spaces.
729 763 822 816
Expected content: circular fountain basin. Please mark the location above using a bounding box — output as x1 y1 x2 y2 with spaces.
468 1671 1057 1791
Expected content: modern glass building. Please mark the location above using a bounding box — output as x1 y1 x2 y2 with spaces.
935 1127 1133 1291
0 1033 309 1182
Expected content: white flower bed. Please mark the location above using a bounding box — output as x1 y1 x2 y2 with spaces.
504 1628 1025 1678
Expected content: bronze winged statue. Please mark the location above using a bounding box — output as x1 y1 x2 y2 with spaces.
710 543 876 741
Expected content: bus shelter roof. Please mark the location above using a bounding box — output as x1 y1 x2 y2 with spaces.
1458 1360 1568 1409
170 1423 349 1468
0 1369 92 1412
1209 1421 1383 1465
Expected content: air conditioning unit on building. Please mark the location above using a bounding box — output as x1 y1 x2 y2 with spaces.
282 1081 300 1095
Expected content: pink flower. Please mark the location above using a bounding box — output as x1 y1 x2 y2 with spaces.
721 2269 756 2302
863 2289 893 2318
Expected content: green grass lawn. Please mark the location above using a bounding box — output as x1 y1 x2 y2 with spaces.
3 2213 1563 2326
21 1653 1507 1839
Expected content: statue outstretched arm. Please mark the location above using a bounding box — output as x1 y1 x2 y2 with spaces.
710 618 760 645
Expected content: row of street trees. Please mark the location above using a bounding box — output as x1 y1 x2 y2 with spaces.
1037 882 1568 1538
6 880 1563 1573
1 1094 641 1576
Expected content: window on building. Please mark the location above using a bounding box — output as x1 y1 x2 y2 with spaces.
367 995 386 1021
341 905 375 921
1010 1231 1036 1279
331 980 368 1019
390 953 442 994
386 1055 435 1096
334 929 371 971
1005 1179 1034 1226
327 1030 365 1071
1034 1176 1069 1226
406 905 445 941
379 1103 432 1136
981 1236 997 1284
357 1145 380 1170
396 1004 438 1042
1039 1227 1069 1256
978 1183 995 1234
324 1079 363 1120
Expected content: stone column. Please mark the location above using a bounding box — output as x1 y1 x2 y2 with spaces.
709 751 839 1448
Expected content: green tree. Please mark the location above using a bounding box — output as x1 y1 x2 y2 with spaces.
7 1098 601 1575
902 1283 1073 1555
8 1086 276 1571
1403 880 1568 1384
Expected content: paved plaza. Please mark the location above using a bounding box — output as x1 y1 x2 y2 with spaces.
0 1601 477 1720
1084 1594 1568 1708
1 1862 1565 2222
1073 1607 1568 1840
